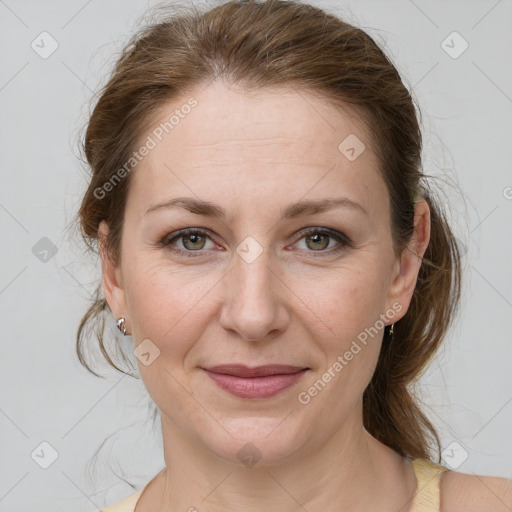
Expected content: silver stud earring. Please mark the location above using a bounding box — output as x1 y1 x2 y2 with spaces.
116 317 127 336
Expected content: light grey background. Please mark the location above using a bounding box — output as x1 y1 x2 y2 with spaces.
0 0 511 510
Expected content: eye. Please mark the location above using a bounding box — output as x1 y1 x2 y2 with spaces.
160 227 351 258
292 227 351 256
162 228 218 257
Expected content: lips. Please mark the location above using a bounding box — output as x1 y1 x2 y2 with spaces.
202 365 309 399
203 364 308 378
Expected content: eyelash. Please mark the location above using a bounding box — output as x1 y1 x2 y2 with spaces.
160 227 352 258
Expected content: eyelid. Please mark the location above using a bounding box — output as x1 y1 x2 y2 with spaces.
161 227 219 252
292 226 352 247
161 226 351 256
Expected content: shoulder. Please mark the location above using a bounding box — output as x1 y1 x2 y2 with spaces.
99 487 145 512
440 470 512 512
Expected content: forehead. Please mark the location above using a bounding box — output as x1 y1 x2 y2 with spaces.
127 80 386 219
150 81 370 158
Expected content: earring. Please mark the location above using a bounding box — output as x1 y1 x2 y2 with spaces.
389 323 395 336
116 317 127 336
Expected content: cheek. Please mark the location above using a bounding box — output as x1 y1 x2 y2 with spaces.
123 259 223 407
294 262 389 341
292 263 387 397
124 257 221 352
124 243 390 369
298 276 385 413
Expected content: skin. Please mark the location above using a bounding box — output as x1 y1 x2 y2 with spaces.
98 80 512 511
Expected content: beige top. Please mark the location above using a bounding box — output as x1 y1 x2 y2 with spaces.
100 457 448 512
409 458 449 512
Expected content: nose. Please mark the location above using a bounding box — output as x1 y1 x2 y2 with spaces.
219 246 290 342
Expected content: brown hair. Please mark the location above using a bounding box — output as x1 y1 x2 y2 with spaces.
74 0 462 463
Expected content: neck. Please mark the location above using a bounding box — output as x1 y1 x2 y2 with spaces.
142 402 416 512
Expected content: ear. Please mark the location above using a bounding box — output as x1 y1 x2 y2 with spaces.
98 220 129 327
385 198 430 320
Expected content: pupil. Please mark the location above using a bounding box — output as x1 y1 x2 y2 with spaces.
309 233 328 250
185 234 203 249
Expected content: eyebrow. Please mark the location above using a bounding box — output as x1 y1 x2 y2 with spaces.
144 196 368 219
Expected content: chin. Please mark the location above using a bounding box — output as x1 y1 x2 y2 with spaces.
198 416 308 468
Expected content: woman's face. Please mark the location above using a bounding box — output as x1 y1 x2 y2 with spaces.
100 80 427 464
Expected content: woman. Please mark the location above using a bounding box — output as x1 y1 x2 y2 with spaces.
75 1 512 511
